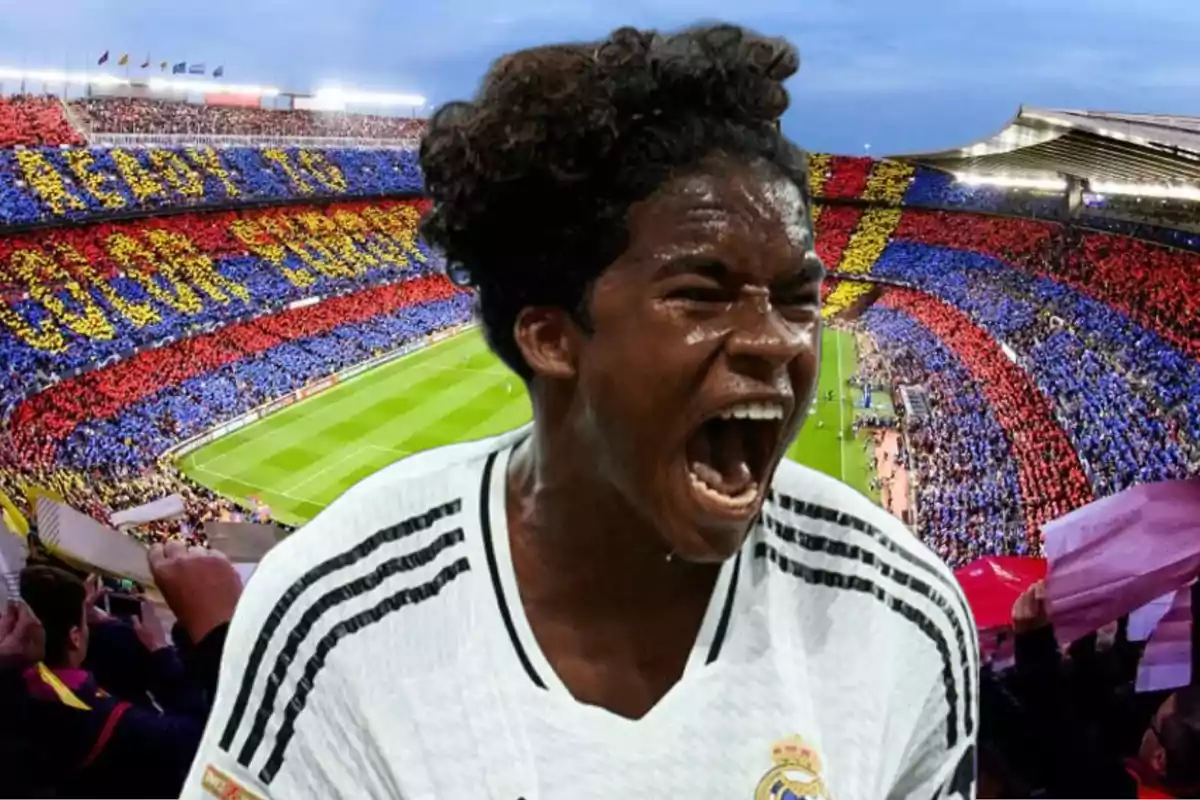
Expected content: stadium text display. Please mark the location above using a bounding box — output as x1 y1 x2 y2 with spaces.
0 200 432 391
0 145 422 227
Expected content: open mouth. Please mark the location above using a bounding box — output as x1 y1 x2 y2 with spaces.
684 401 785 516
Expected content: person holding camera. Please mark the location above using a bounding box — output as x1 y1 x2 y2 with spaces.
1 542 243 798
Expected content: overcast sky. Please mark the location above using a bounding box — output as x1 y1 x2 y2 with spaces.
0 0 1195 154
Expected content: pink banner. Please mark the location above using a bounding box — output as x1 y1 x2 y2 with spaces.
1043 478 1200 646
1137 583 1194 692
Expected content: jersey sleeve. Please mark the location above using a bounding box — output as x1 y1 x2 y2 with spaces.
180 475 434 800
886 632 980 800
179 536 354 800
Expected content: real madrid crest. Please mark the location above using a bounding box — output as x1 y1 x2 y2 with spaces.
754 735 832 800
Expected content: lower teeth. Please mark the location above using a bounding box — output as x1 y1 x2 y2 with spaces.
688 464 759 508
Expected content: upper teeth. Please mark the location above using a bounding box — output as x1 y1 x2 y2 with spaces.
718 402 784 421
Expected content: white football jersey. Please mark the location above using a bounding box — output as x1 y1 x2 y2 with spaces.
184 425 979 800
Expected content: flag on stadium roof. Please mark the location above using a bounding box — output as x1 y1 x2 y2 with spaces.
117 53 129 66
188 62 206 75
172 61 186 74
140 54 150 69
97 50 109 66
213 65 224 78
160 61 168 71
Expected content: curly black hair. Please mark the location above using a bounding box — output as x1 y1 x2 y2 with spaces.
419 24 810 379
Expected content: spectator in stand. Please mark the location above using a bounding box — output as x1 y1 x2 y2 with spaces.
1000 581 1200 798
71 97 425 141
1 544 242 798
1 274 471 532
902 166 1064 219
0 201 436 406
872 241 1196 496
861 306 1028 565
0 95 85 148
0 143 423 228
0 599 51 798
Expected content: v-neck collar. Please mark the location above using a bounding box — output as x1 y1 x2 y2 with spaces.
478 440 745 715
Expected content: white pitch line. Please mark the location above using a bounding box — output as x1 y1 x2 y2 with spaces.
285 447 376 497
368 444 413 457
186 466 323 508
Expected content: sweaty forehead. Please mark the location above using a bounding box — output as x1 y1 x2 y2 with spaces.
625 166 812 254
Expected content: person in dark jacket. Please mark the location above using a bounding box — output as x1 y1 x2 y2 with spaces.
1007 580 1200 798
4 548 240 799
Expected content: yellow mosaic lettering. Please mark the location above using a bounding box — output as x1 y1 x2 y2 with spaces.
185 147 240 198
366 205 426 265
333 209 404 267
110 149 166 202
148 150 205 198
10 249 114 340
0 298 65 352
53 244 160 328
64 151 126 210
106 233 203 314
15 151 86 214
145 229 250 303
296 211 375 273
229 218 315 288
263 149 313 194
297 150 348 193
261 215 353 278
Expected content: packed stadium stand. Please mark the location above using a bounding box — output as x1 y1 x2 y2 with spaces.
0 95 1193 551
0 96 466 539
70 97 426 141
0 95 1198 798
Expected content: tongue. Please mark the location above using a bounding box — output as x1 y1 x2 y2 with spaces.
691 461 753 497
692 420 754 496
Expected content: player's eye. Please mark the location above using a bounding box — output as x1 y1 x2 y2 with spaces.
774 289 821 307
666 285 729 303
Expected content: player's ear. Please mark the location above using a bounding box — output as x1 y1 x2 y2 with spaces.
513 306 578 380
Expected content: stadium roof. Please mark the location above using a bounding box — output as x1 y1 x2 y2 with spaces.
890 106 1200 186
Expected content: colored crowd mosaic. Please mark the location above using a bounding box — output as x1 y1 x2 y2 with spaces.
0 144 422 228
0 144 1193 552
0 199 434 405
0 282 471 527
817 198 1200 558
809 154 1200 252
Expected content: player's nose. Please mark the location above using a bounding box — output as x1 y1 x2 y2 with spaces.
725 289 813 370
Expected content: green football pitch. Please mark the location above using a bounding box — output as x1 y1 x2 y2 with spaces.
180 327 877 527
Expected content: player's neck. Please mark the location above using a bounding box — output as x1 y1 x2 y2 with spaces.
506 428 718 612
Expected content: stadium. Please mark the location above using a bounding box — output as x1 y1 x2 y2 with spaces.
0 54 1198 799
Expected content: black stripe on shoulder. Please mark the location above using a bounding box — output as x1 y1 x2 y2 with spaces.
705 550 742 665
218 498 463 752
259 557 471 785
754 540 964 749
236 528 467 767
771 492 979 676
761 508 976 737
479 448 546 689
